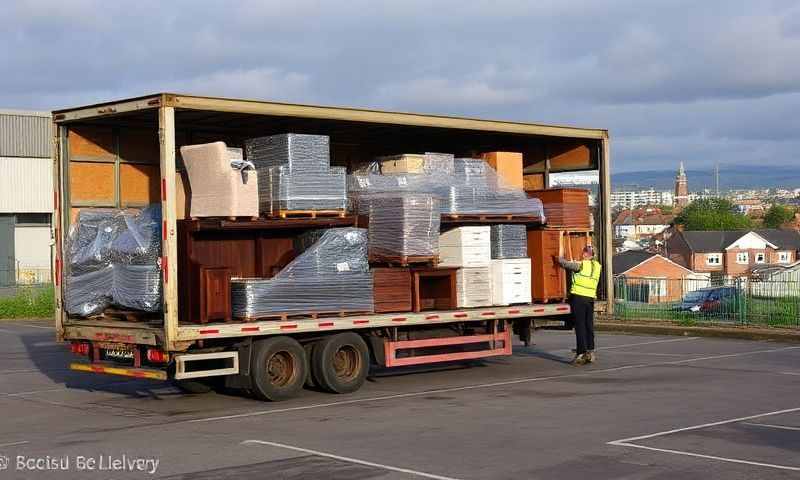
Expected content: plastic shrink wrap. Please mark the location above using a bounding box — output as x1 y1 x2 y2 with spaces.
490 224 528 259
265 166 348 214
367 194 440 260
231 228 374 318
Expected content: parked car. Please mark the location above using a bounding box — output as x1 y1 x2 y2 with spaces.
674 286 739 314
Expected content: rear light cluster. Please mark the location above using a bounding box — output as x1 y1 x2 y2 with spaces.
146 348 169 364
70 342 90 356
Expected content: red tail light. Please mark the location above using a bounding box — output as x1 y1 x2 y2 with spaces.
70 342 90 356
146 348 169 363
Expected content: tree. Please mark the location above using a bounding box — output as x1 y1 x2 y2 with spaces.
763 204 795 229
674 198 753 231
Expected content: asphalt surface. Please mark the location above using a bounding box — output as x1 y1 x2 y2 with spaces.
0 319 798 479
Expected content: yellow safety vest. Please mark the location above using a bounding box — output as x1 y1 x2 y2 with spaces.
570 260 602 299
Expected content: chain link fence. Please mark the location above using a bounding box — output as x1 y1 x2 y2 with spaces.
0 268 52 298
613 276 800 328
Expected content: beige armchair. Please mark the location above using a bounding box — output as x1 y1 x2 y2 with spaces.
180 142 259 218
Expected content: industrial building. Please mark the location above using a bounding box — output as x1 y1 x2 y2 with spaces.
0 109 53 286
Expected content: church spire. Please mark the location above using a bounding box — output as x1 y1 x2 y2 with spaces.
674 161 689 208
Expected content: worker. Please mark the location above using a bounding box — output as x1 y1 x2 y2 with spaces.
556 245 602 365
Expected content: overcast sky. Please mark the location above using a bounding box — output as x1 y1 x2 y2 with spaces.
3 0 798 172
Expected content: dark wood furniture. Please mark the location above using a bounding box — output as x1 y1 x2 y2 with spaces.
372 268 413 313
177 217 356 324
410 267 458 312
526 229 566 302
526 188 591 229
199 267 231 323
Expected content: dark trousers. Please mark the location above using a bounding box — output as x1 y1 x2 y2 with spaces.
570 294 595 355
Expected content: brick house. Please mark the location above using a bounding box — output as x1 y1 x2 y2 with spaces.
613 208 674 240
665 229 800 277
613 250 705 303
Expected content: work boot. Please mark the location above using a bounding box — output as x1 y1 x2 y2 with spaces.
571 353 588 366
585 350 596 363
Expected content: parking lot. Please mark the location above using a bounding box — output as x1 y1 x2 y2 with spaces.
1 319 798 479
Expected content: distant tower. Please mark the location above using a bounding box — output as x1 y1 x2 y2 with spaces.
674 161 689 207
714 161 720 197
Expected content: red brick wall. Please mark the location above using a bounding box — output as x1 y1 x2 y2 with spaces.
692 252 723 274
624 256 693 302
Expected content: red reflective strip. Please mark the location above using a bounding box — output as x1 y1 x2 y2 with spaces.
199 329 219 334
453 313 468 318
481 312 496 316
280 324 298 330
241 326 259 332
533 308 545 313
91 366 105 373
556 307 569 311
318 322 334 327
508 309 521 314
391 317 406 322
425 315 440 320
162 256 168 283
161 178 167 201
353 319 369 325
163 221 167 241
131 370 148 378
55 258 61 286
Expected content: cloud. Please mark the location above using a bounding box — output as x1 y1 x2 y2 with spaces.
373 77 530 110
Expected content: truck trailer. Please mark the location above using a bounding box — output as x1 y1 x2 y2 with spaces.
53 93 611 401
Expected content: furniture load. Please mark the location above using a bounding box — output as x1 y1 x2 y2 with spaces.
372 267 413 313
526 188 591 229
438 226 491 267
367 194 440 265
480 151 523 189
179 142 259 218
490 258 532 306
245 133 347 217
490 224 528 259
455 267 493 308
411 267 458 312
527 229 566 302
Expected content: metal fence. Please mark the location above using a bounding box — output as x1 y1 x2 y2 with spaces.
613 276 800 328
0 268 52 298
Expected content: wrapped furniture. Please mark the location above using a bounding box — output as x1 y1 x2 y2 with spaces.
246 133 347 216
438 226 491 267
490 259 532 306
526 188 591 229
367 194 440 264
180 142 259 218
231 228 373 318
64 206 163 316
490 224 528 259
455 267 493 308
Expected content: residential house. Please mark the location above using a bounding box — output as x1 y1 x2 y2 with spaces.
613 207 674 240
750 261 800 298
734 198 766 218
613 250 708 303
666 229 800 278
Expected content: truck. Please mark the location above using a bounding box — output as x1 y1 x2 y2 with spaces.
53 93 612 401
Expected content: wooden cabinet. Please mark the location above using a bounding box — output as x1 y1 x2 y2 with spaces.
411 267 458 312
490 258 532 306
200 267 231 323
526 188 591 229
372 267 412 313
526 230 566 301
455 267 492 308
481 152 523 189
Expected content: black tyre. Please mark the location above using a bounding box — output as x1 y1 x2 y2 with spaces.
303 342 317 388
250 336 307 402
311 333 369 394
171 379 213 394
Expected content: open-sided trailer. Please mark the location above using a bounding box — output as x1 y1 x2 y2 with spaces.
53 93 612 401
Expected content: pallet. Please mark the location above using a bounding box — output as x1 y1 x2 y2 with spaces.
191 216 260 222
272 209 347 219
441 214 543 223
369 253 439 267
236 310 372 322
98 309 161 323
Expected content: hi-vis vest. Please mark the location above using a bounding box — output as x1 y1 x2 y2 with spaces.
570 260 602 299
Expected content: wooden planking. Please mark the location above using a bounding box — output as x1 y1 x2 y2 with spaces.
527 229 566 302
69 162 115 203
523 174 545 191
120 163 160 206
119 128 159 164
68 126 115 161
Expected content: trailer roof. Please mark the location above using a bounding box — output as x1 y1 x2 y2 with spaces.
52 93 607 140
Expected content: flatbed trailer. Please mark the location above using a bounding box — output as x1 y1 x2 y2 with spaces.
52 93 611 400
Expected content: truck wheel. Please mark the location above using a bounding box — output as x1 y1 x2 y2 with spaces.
251 336 307 401
311 332 369 394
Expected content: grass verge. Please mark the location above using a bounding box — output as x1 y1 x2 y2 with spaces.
0 286 54 319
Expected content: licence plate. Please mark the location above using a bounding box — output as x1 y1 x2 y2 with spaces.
104 347 135 362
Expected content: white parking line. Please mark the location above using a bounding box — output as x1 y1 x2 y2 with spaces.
243 439 464 480
608 407 800 472
550 336 699 354
0 440 29 448
190 345 800 424
742 422 800 432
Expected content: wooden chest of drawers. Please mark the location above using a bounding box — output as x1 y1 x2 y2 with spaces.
526 230 566 301
372 267 412 313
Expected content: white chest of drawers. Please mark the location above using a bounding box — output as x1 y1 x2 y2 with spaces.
490 258 532 306
439 226 491 267
456 267 493 308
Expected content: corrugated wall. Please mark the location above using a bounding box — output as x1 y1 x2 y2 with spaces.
0 157 53 213
0 111 51 158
